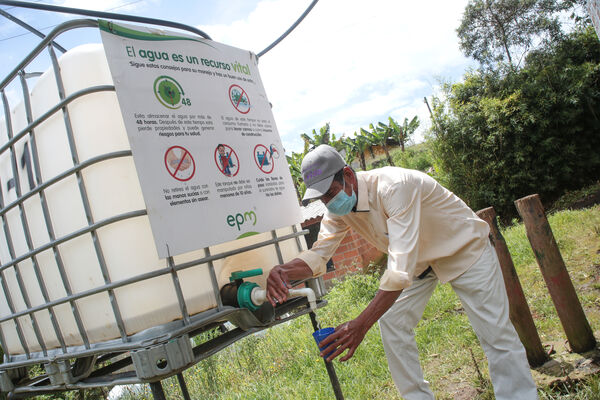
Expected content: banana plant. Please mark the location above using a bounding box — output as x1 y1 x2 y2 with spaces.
341 136 357 166
359 127 376 160
301 123 331 151
388 116 420 152
286 151 306 203
367 122 393 166
347 132 369 171
328 132 345 152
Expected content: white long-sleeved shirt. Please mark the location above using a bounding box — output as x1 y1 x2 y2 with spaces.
296 167 490 291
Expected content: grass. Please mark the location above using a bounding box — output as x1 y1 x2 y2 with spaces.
116 205 600 399
548 182 600 214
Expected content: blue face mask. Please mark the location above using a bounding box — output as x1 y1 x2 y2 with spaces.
325 178 357 216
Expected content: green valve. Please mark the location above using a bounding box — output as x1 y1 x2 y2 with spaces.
237 282 260 311
229 268 263 282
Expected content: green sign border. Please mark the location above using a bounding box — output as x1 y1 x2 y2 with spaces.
98 19 216 49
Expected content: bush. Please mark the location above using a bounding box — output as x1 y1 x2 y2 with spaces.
391 143 434 172
430 26 600 220
325 272 380 305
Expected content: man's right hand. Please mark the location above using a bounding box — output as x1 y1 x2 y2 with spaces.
265 258 313 307
266 265 289 307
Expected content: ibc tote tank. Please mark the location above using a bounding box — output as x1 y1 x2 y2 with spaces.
0 43 307 356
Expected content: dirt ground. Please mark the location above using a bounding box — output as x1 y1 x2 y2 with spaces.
440 340 600 399
532 338 600 389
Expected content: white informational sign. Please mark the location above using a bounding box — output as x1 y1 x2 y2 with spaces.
99 21 302 258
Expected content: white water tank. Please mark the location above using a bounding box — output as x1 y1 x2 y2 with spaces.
0 43 306 356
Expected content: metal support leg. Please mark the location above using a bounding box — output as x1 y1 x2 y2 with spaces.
149 381 166 400
177 372 191 400
309 312 344 400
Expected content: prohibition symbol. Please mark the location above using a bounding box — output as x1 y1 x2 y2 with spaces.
164 146 195 181
269 144 280 159
214 144 240 177
229 84 250 114
254 144 275 174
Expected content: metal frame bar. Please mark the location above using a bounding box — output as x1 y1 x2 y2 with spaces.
0 229 307 325
0 210 147 277
177 372 191 400
2 83 64 355
0 85 116 156
257 0 319 57
0 19 99 91
0 148 129 222
0 28 138 352
18 71 89 350
0 1 212 40
271 230 285 265
149 381 166 400
166 253 190 326
0 263 29 358
292 224 303 252
0 8 318 400
0 322 8 360
0 90 46 357
3 294 323 370
47 43 129 341
5 297 325 396
0 8 67 53
205 247 224 310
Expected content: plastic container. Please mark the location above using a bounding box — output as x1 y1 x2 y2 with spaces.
313 327 336 358
0 44 306 356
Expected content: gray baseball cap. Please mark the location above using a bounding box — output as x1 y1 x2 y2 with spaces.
301 144 346 202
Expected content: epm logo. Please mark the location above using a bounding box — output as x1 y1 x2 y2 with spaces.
227 210 257 232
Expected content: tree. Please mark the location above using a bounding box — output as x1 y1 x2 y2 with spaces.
431 26 600 220
301 122 331 150
341 136 357 166
344 133 369 170
287 151 306 202
367 123 393 166
290 123 347 202
388 116 420 152
457 0 581 69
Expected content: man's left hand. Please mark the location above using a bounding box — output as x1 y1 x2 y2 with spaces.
318 319 369 362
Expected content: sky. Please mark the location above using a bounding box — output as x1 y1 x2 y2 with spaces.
0 0 475 154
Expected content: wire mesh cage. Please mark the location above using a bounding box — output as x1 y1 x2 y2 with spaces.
0 5 326 398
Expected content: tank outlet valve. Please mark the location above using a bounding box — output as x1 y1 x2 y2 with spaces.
237 281 260 311
250 287 317 312
220 269 317 312
220 268 264 311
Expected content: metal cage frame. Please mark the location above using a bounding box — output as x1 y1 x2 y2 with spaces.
0 4 336 399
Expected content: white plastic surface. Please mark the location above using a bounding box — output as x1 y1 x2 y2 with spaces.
0 44 307 355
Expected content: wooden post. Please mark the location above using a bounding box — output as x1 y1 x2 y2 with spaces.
476 207 548 367
514 194 596 353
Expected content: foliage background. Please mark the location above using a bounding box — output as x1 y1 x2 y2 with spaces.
430 26 600 220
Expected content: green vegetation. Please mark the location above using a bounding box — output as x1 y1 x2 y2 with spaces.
430 25 600 221
287 1 598 221
286 115 420 202
457 0 582 69
549 182 600 213
387 142 435 173
116 205 600 399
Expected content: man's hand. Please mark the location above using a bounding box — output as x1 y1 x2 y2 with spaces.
318 319 369 362
266 259 313 307
266 265 289 307
317 289 403 362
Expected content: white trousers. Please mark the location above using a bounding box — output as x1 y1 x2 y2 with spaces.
379 243 538 400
